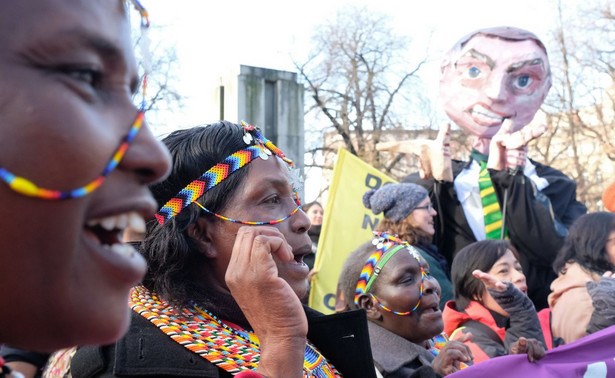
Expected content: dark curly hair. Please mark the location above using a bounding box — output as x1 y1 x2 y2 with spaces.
552 212 615 275
141 121 253 308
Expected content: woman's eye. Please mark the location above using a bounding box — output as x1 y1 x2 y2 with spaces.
467 66 481 78
263 195 281 204
62 67 102 87
514 75 533 89
498 269 509 275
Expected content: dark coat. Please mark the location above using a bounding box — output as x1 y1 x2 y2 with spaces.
403 159 587 309
367 322 441 378
71 307 376 378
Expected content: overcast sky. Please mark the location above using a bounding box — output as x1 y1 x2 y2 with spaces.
141 0 568 134
140 0 584 201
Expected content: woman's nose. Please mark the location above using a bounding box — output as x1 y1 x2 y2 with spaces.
119 115 171 185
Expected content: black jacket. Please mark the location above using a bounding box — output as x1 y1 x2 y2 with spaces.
71 307 376 378
403 159 587 310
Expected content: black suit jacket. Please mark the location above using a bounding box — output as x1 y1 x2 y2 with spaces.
403 159 587 310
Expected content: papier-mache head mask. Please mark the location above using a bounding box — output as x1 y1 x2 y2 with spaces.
439 26 552 146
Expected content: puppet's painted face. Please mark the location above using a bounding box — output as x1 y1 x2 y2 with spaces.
439 35 551 138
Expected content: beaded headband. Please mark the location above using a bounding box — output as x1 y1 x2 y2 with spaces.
0 0 151 200
155 122 295 225
354 231 426 315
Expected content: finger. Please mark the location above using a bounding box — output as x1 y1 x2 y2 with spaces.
444 345 473 363
472 270 500 289
376 140 422 155
454 331 472 343
257 234 293 263
494 118 514 138
436 122 451 144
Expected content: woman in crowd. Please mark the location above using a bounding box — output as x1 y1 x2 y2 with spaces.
442 240 548 364
548 211 615 344
363 183 453 309
338 232 473 377
69 122 376 377
0 0 171 361
301 201 324 270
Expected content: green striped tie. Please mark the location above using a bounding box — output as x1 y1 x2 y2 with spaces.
478 161 506 239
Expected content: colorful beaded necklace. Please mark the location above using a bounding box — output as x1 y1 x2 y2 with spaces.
130 286 341 377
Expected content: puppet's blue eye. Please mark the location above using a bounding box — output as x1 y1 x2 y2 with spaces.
468 67 481 78
515 75 532 89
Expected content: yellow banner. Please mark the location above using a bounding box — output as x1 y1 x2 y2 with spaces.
308 147 396 314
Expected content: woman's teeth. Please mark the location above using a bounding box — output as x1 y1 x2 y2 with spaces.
103 243 137 258
87 212 146 233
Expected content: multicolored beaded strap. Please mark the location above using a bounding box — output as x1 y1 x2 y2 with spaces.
0 0 151 200
195 199 301 226
242 121 293 167
130 285 341 377
429 333 469 370
156 122 295 225
354 231 426 315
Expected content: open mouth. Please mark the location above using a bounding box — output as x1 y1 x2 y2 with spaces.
85 212 145 258
467 104 508 126
422 302 441 314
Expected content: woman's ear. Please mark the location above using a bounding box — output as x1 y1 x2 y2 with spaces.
187 217 218 258
357 293 382 321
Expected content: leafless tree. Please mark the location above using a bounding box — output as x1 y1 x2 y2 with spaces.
532 0 615 211
295 6 431 181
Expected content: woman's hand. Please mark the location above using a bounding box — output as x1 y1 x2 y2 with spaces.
509 337 546 362
431 340 473 376
472 269 508 291
226 226 307 378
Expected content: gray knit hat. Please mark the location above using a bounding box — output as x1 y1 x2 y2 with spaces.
362 183 429 223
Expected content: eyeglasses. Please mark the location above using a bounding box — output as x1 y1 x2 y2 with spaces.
414 204 434 211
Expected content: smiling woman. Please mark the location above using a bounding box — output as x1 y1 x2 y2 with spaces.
0 0 171 354
68 121 377 378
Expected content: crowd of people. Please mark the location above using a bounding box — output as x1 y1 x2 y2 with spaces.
1 1 614 378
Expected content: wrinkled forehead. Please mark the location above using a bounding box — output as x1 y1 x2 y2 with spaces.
441 28 549 72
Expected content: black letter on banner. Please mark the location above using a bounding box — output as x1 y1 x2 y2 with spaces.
323 293 336 311
365 174 382 190
363 214 380 231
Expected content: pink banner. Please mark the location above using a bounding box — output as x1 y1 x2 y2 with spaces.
449 325 615 377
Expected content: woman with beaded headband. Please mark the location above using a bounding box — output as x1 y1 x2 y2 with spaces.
338 232 473 377
363 182 453 309
69 121 377 378
0 0 170 371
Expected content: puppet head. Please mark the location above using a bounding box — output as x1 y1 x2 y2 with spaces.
439 26 551 152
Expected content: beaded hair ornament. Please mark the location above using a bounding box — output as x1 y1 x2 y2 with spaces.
0 0 150 200
355 231 427 316
155 121 299 225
